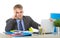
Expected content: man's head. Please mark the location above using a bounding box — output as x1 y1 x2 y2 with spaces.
13 4 23 20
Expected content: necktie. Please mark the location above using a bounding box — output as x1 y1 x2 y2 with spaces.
19 20 23 31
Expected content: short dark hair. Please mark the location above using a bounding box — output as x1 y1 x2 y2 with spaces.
13 4 23 9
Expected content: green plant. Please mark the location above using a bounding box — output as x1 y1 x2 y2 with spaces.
54 19 60 27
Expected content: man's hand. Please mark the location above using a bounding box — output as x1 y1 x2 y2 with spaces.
12 14 17 19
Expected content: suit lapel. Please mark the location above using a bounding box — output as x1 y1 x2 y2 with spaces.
13 19 18 30
23 16 28 30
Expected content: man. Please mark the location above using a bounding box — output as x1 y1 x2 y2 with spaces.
5 4 40 32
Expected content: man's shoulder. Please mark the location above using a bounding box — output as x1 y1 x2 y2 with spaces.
6 18 15 22
23 16 32 21
23 16 31 18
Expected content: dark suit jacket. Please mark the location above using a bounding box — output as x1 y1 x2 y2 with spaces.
5 16 40 32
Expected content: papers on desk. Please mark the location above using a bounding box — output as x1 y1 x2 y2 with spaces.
5 32 14 34
4 31 32 37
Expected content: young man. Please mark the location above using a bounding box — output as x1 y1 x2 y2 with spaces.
5 4 40 32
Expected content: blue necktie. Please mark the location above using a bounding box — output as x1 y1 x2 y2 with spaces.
19 20 23 31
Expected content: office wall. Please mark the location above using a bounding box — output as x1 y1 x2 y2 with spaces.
0 0 60 33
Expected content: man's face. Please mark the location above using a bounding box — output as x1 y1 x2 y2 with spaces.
14 8 23 19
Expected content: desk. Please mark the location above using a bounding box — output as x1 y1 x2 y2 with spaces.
0 33 60 38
